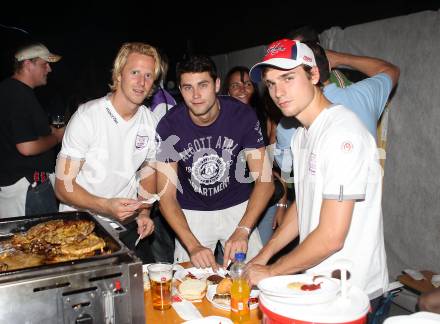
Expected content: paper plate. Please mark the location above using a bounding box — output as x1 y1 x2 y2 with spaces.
183 316 232 324
205 284 259 311
258 274 340 304
174 267 228 282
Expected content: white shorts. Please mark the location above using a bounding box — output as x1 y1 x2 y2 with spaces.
174 200 263 263
0 177 29 218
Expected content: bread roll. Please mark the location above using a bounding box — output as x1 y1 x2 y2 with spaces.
178 279 207 300
213 293 231 306
216 277 232 294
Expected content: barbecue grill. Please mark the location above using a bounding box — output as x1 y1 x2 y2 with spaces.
0 211 145 324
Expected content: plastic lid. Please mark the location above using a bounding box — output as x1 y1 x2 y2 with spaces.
235 252 246 262
259 284 370 322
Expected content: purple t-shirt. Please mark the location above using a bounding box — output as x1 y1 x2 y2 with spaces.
156 96 265 210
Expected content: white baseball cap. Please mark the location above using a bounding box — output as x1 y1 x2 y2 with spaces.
15 43 61 62
250 39 316 82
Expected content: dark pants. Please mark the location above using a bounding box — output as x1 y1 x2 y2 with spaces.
150 207 175 263
25 180 58 216
119 220 155 264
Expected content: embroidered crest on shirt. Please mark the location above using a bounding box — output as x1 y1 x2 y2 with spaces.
192 154 226 185
341 141 354 153
135 134 149 150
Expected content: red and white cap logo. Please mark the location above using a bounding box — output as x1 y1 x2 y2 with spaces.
250 39 317 82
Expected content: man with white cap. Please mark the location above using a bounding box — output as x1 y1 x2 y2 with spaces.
0 41 64 217
244 39 389 306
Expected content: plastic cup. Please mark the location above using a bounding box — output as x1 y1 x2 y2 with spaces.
147 263 173 310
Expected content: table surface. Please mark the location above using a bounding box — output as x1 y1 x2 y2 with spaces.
144 263 262 323
397 270 437 294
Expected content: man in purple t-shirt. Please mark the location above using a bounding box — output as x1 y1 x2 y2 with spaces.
156 55 274 270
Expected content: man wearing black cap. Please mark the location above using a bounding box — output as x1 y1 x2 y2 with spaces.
0 41 64 217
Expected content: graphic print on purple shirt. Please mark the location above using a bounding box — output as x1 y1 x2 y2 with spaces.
156 96 264 211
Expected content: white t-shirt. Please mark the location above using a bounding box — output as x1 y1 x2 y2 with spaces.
58 94 158 212
292 105 388 298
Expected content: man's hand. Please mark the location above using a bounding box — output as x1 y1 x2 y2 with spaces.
246 252 270 267
244 264 273 287
105 198 142 222
136 214 155 239
189 245 218 271
223 229 249 268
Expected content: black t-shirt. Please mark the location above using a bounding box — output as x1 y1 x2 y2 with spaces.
0 78 54 186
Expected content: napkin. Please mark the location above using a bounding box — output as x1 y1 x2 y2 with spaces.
171 288 203 321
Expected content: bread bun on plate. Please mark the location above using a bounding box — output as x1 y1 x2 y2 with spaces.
178 279 207 301
216 278 232 294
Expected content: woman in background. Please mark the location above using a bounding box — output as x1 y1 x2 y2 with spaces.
223 66 288 245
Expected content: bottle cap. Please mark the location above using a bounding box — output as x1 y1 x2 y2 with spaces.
235 252 246 262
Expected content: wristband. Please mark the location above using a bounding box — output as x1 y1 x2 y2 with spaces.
236 226 251 235
276 203 288 208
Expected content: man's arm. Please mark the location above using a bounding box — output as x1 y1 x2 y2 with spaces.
419 287 440 314
272 170 289 229
16 126 64 156
55 156 141 221
135 161 158 238
245 199 354 286
222 146 275 267
156 161 218 270
326 50 400 87
138 161 157 209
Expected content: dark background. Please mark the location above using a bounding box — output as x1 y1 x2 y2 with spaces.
1 1 439 116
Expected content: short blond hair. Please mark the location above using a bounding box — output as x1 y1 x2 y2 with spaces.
109 42 161 96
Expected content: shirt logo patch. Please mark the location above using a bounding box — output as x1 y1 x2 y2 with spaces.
135 135 149 150
341 141 354 153
192 154 226 185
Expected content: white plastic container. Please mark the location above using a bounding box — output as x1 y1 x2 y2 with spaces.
259 277 370 324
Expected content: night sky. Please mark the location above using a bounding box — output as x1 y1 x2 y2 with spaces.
1 1 439 115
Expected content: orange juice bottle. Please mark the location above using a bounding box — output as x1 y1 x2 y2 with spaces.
230 252 250 323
